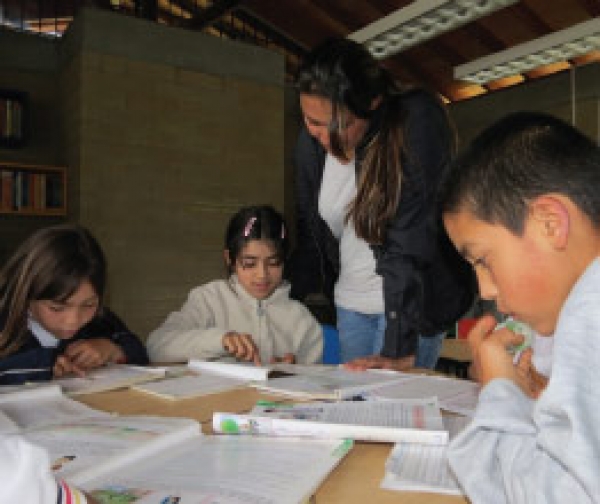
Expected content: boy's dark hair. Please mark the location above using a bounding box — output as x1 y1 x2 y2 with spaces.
440 111 600 234
0 224 106 356
225 205 289 274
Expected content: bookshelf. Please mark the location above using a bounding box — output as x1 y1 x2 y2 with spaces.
0 162 67 216
0 90 28 148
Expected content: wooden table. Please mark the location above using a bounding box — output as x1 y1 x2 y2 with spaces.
78 386 468 504
437 339 472 379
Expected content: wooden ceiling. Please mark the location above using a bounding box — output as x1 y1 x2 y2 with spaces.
232 0 600 102
3 0 600 102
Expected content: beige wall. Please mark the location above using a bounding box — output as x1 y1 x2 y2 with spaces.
1 8 285 339
449 64 600 148
3 9 600 341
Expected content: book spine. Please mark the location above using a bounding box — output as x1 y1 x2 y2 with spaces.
0 170 13 210
0 100 6 139
188 359 269 381
13 171 22 210
212 413 448 445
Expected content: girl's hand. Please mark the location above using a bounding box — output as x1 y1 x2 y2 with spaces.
343 354 415 371
468 315 536 396
222 332 261 365
270 353 296 364
63 339 125 369
53 354 86 378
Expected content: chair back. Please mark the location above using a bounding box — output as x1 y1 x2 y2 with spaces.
321 324 340 364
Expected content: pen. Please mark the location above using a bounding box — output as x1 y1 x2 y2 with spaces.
0 367 52 377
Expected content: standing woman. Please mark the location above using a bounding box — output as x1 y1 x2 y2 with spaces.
289 38 473 367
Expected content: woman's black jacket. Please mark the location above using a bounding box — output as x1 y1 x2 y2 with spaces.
288 89 475 358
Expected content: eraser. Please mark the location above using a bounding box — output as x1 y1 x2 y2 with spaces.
495 318 533 354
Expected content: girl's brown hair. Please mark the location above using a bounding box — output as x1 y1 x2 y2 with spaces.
0 224 106 356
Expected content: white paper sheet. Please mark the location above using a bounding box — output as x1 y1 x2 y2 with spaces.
381 415 471 495
82 436 352 504
362 373 480 416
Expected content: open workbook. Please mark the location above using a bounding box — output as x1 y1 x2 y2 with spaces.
381 414 471 495
359 372 480 417
252 364 409 400
1 385 353 504
214 397 448 445
0 383 110 433
52 364 166 396
132 360 390 401
130 359 269 400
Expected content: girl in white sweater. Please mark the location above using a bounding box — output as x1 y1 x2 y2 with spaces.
148 205 322 365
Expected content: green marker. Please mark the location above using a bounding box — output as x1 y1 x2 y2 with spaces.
219 418 240 434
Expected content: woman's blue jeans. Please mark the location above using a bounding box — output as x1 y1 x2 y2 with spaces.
336 306 444 368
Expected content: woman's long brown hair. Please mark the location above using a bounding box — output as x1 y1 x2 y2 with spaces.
297 38 451 245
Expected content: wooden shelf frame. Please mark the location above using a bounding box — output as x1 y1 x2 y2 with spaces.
0 161 67 216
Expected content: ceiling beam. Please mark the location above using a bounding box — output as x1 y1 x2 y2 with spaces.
187 0 243 30
513 2 554 34
461 22 506 53
576 0 600 17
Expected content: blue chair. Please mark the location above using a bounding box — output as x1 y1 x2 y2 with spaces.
321 324 341 365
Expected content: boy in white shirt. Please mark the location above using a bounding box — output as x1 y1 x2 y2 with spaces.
440 112 600 503
1 436 93 504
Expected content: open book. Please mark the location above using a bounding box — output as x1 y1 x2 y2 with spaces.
131 360 262 400
381 414 470 495
359 372 480 417
188 359 295 381
1 383 352 504
52 364 166 396
0 383 110 433
214 397 448 445
252 365 409 400
148 362 408 402
23 413 352 504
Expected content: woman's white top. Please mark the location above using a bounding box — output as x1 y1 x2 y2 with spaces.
318 153 383 314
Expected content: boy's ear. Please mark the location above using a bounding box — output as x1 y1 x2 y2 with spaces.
223 249 232 266
530 195 570 249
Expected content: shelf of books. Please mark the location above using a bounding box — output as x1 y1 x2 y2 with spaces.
0 162 67 216
0 90 27 148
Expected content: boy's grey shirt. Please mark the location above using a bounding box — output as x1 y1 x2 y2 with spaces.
448 258 600 503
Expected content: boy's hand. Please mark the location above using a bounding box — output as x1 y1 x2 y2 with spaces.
343 354 415 371
223 332 261 365
63 339 125 369
270 353 296 364
515 348 549 398
468 315 537 397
